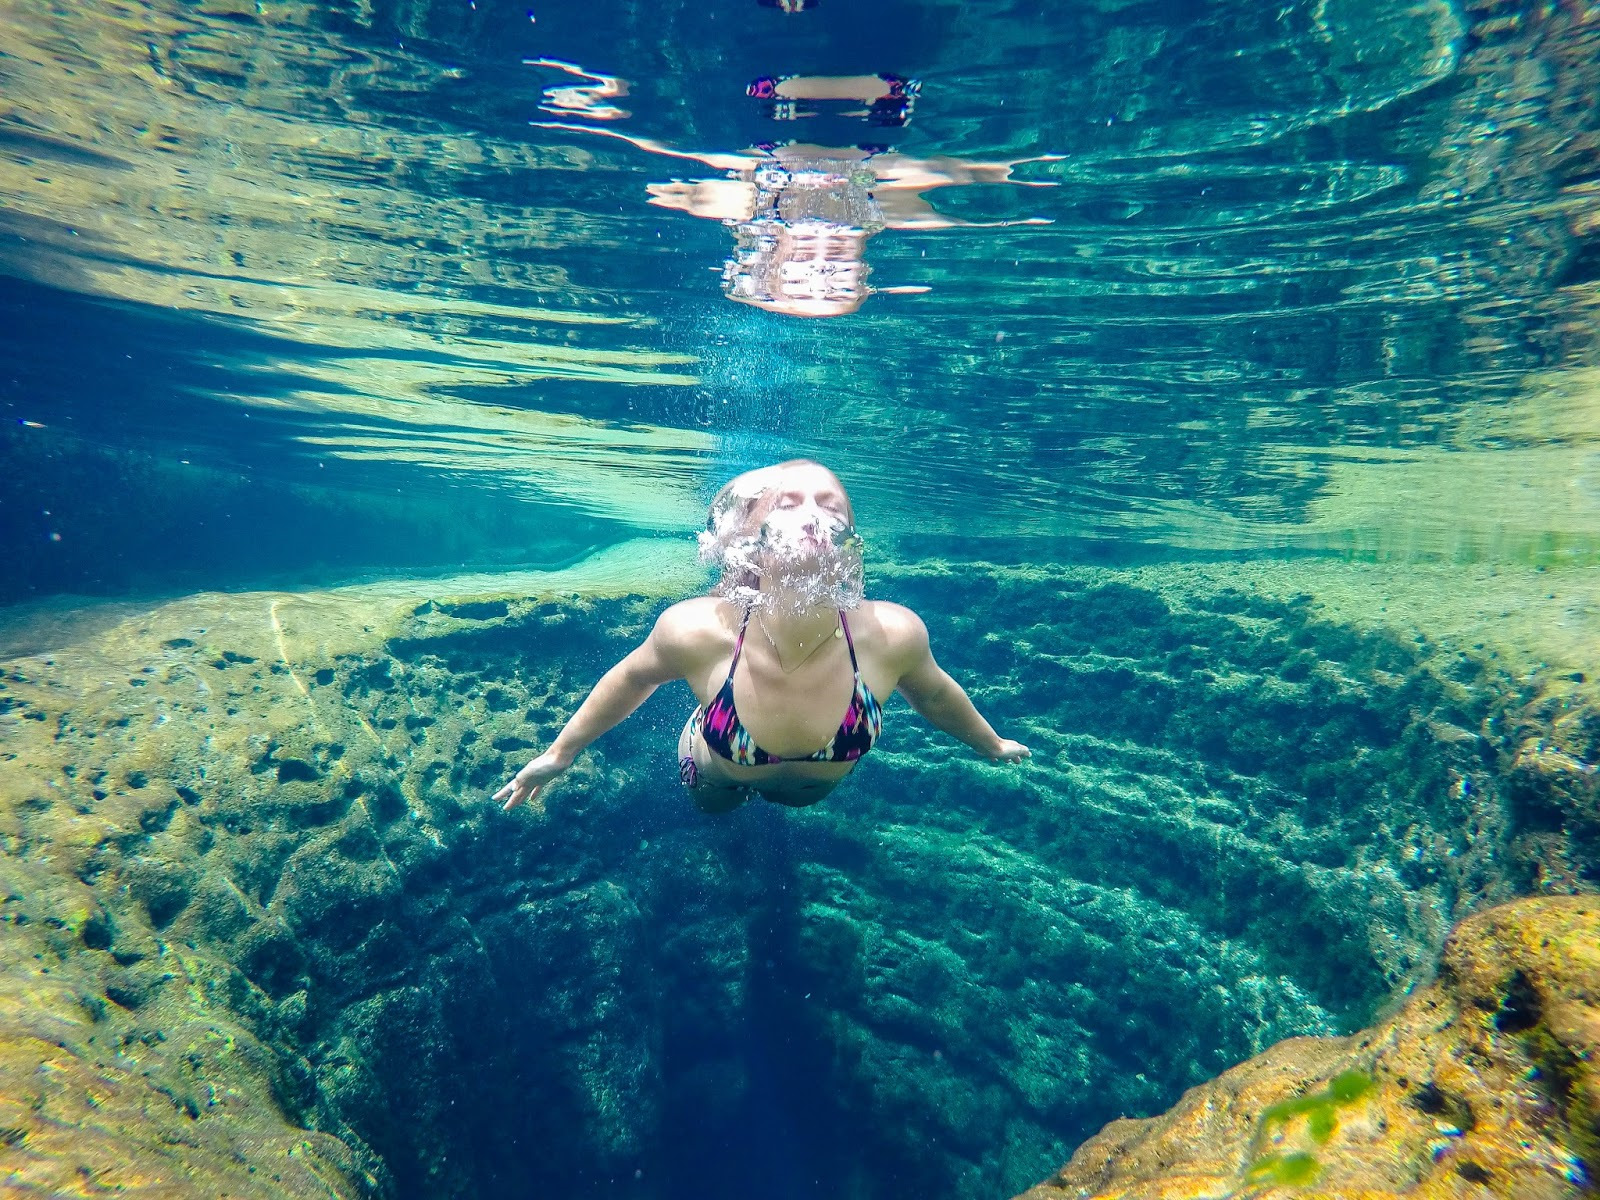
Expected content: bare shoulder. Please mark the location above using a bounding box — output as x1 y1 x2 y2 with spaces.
649 596 740 666
853 600 930 664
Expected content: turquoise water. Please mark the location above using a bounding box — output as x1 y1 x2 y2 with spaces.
3 0 1597 595
1 2 1598 1199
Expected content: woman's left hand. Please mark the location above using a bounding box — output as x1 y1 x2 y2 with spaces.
990 739 1030 763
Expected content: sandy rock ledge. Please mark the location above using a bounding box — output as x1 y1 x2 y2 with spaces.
1020 896 1598 1200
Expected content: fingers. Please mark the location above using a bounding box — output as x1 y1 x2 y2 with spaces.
502 782 535 813
496 777 531 810
496 755 558 812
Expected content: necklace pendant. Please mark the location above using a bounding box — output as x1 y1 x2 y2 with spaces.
758 612 839 674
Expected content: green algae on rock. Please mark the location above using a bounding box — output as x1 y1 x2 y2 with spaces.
1017 896 1600 1200
0 847 370 1198
0 553 696 1197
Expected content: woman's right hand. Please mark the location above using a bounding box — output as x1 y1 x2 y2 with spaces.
494 749 572 812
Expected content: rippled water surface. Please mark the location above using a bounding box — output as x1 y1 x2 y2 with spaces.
1 0 1598 588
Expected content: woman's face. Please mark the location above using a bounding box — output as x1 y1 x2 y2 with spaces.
774 224 868 315
726 222 870 317
753 465 854 570
702 461 864 610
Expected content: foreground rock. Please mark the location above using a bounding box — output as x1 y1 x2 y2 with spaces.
0 842 367 1197
1020 896 1598 1200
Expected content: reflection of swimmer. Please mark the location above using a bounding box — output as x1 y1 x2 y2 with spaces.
533 120 1059 316
748 72 920 127
757 0 817 10
494 460 1030 815
524 57 631 121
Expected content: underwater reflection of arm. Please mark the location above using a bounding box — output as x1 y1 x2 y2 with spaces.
870 151 1063 229
528 121 758 173
877 191 1054 230
493 609 692 811
888 606 1031 763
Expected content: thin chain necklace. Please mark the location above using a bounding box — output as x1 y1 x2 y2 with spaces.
756 611 841 675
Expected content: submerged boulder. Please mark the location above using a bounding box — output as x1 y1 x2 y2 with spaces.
1019 896 1598 1200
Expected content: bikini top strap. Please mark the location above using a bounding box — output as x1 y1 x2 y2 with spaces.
728 608 752 680
839 610 860 673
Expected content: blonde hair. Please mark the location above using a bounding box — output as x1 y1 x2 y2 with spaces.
697 460 863 610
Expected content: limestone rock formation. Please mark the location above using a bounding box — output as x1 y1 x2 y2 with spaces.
0 556 1594 1199
1019 896 1598 1200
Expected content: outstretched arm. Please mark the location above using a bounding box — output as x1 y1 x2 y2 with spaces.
878 189 1053 230
529 120 759 173
494 612 690 811
890 610 1030 762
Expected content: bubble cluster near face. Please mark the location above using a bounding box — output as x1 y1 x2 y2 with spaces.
698 468 865 615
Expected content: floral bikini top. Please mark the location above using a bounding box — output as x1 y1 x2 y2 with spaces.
697 610 883 766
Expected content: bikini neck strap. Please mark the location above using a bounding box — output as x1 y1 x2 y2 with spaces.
840 610 859 670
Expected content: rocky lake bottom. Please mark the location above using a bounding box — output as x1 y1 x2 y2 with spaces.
0 547 1595 1200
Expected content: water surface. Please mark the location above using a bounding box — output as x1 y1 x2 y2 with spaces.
3 0 1596 595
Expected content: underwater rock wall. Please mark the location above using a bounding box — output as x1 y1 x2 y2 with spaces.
0 561 1590 1199
757 562 1557 1196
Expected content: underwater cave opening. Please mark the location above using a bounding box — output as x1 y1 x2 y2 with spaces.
307 573 1527 1200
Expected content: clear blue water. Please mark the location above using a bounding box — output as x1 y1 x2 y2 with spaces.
3 0 1596 599
1 2 1598 1198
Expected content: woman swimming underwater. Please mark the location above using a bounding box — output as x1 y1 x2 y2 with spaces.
494 459 1029 813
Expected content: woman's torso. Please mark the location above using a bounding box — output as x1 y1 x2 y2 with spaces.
683 598 900 785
